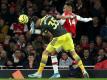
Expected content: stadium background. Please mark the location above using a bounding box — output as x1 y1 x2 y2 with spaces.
0 0 107 78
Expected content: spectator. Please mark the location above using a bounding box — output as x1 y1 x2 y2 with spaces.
96 48 106 63
0 50 7 66
3 35 11 46
94 48 107 70
16 34 26 50
23 54 39 69
10 20 28 36
102 37 107 53
32 34 44 56
81 49 93 65
12 49 25 67
59 53 73 67
92 17 101 37
80 35 89 49
100 17 107 38
25 44 34 56
0 3 9 23
75 44 81 54
5 59 14 69
40 9 47 17
0 18 9 43
89 41 97 64
95 35 102 50
8 3 17 25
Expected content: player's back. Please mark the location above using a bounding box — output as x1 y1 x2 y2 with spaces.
41 15 67 37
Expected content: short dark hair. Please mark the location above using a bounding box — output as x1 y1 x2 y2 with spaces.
65 1 74 8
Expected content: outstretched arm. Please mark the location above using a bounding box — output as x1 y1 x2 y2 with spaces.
76 15 93 22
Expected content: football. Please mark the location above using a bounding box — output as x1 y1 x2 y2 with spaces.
18 14 29 24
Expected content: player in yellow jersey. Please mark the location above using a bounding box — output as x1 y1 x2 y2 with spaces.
28 15 89 78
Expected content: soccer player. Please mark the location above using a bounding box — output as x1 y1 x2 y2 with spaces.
50 2 93 78
28 14 90 78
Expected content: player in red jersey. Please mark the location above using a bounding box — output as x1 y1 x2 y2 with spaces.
50 2 93 78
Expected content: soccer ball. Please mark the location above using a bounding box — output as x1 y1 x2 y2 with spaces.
18 14 29 24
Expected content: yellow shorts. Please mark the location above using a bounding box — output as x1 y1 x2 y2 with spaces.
46 33 74 53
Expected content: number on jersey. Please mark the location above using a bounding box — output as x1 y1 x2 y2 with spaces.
48 17 59 30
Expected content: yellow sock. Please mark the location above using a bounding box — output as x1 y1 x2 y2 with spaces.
77 60 85 72
37 53 48 74
37 63 46 74
72 53 85 72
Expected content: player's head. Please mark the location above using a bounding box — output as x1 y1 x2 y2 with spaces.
63 2 73 13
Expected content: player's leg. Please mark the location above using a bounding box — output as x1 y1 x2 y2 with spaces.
70 50 89 78
28 50 49 78
28 37 61 78
63 33 89 78
50 36 65 78
50 55 60 78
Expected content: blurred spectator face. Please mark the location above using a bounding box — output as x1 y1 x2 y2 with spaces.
75 45 81 53
14 50 22 58
0 44 3 51
93 17 99 27
43 44 47 49
27 7 33 16
43 0 49 6
32 3 38 12
26 0 33 8
89 42 95 49
5 35 11 40
9 41 17 51
1 3 7 10
96 36 102 45
4 35 11 44
41 10 47 17
76 0 83 10
98 49 105 56
102 42 107 51
93 0 101 10
0 50 7 58
1 0 8 4
28 55 35 62
83 49 89 58
80 35 88 45
19 35 25 43
26 44 34 52
30 49 36 56
0 18 5 26
62 53 68 60
9 7 15 14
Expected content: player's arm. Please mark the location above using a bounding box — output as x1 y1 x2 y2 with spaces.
29 19 42 34
56 15 74 19
76 15 93 22
56 14 75 25
29 22 41 34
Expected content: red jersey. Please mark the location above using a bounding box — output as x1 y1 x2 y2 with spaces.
10 23 28 35
63 12 78 38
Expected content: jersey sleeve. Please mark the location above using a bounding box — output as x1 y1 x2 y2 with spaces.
76 15 93 22
58 19 66 25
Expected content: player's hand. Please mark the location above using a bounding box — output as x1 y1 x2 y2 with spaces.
89 17 93 21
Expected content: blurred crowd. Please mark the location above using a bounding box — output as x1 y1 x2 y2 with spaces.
0 0 107 69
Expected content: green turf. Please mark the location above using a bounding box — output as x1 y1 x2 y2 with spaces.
0 78 107 80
